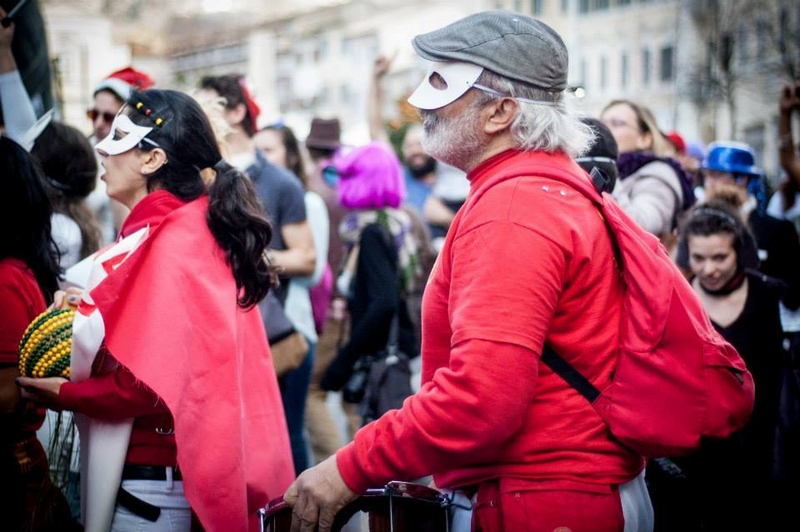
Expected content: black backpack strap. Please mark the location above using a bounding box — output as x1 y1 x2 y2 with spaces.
540 344 601 403
374 223 401 351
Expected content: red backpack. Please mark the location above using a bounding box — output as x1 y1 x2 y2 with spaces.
496 156 755 458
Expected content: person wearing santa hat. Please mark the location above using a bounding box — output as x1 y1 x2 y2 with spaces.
87 67 155 244
88 67 154 144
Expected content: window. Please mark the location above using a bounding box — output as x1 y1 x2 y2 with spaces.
579 0 589 13
600 55 608 90
313 38 328 63
756 19 768 60
580 58 588 89
532 0 543 15
318 86 329 106
621 52 629 88
642 48 651 85
596 0 610 9
562 0 569 13
659 45 674 82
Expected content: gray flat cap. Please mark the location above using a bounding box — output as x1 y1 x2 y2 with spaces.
412 10 568 92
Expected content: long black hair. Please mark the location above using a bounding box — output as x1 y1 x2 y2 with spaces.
31 121 103 259
125 89 273 308
0 136 60 304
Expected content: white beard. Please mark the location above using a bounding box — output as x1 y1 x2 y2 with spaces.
421 105 485 172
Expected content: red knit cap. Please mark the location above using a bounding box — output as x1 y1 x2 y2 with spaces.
666 131 686 154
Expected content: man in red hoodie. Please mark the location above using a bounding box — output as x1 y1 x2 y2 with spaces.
284 11 653 532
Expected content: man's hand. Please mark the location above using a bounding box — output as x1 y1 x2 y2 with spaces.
373 55 392 80
779 82 800 114
283 456 358 532
17 376 67 410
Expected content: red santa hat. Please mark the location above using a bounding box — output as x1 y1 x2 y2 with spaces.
94 67 155 102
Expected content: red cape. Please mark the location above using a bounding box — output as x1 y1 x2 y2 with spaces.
91 195 294 531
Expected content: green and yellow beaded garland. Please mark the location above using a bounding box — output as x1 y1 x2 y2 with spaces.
18 307 74 379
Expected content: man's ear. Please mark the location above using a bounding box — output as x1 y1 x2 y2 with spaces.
141 147 168 175
482 97 518 135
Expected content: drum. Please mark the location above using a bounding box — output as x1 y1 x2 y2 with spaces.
260 481 450 532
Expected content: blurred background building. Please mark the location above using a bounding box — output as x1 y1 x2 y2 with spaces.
24 0 800 182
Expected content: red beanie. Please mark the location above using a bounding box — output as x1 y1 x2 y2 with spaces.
666 131 686 154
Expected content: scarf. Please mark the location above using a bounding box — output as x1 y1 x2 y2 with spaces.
617 151 696 211
698 268 747 297
339 208 422 294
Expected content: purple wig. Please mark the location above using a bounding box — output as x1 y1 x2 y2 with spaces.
334 142 405 210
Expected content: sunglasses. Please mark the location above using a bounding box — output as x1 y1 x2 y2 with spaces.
86 108 116 124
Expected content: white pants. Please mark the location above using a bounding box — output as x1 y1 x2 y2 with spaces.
620 468 654 532
110 475 191 532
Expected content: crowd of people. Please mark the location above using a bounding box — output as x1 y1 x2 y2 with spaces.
1 6 800 532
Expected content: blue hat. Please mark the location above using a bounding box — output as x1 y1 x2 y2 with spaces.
700 141 761 177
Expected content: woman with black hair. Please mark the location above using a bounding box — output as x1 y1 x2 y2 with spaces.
650 199 787 531
19 89 294 532
31 121 103 267
0 137 77 531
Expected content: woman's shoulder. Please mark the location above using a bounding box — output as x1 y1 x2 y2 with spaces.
624 160 683 198
0 257 33 279
357 224 395 256
746 270 785 304
634 160 681 182
304 190 329 214
359 223 389 241
51 213 82 268
51 212 82 240
0 258 41 301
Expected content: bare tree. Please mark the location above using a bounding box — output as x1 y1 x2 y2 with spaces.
683 0 799 138
776 0 800 81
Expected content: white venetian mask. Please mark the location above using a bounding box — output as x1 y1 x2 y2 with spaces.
95 114 159 155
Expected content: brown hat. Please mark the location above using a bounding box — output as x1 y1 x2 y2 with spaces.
306 118 341 150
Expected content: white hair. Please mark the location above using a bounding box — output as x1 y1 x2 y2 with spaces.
474 70 595 158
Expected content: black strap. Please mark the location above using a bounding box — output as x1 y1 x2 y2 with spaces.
117 487 161 522
375 223 401 352
589 166 611 194
540 344 601 403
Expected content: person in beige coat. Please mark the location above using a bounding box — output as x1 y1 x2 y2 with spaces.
601 100 694 247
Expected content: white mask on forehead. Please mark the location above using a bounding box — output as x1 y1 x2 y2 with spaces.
95 114 158 155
